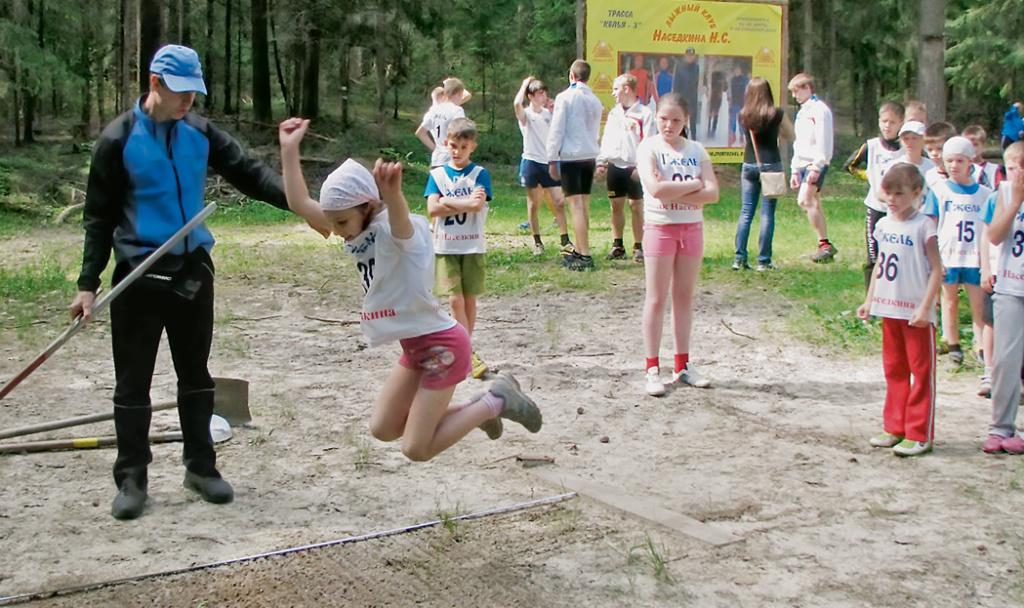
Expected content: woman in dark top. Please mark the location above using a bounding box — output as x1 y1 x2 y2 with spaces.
733 77 794 270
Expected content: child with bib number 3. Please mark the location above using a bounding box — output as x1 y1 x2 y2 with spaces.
277 117 541 462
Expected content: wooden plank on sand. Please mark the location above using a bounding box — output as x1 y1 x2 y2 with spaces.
531 468 743 547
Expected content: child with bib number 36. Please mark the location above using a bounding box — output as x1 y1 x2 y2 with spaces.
277 117 541 462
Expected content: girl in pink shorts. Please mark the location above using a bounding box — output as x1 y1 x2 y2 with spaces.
635 93 720 396
279 118 541 461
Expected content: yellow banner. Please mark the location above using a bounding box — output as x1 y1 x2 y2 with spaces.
587 1 785 163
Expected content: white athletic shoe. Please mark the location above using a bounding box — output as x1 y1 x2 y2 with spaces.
673 363 711 388
645 367 666 397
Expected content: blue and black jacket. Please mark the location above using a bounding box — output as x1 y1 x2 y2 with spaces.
77 97 289 292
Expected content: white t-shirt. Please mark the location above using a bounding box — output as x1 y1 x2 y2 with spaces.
420 102 466 167
981 184 1024 297
345 211 456 347
426 165 490 255
791 95 833 172
923 179 991 269
869 211 937 323
863 138 907 212
519 107 553 163
637 135 711 225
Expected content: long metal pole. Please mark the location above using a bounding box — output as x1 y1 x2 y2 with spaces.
0 492 578 606
0 203 218 401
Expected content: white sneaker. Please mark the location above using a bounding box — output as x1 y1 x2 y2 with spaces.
532 243 544 256
645 367 666 396
673 362 711 388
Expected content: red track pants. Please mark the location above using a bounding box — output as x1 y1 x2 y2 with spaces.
882 318 936 443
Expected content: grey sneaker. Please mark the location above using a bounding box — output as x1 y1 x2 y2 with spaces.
489 374 542 433
756 262 777 271
184 471 234 504
479 416 503 440
811 242 837 263
111 478 147 520
532 243 544 256
978 374 992 398
948 348 964 365
672 363 711 388
632 247 645 263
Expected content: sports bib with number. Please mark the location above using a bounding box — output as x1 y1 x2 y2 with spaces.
869 211 937 323
993 183 1024 297
429 165 489 255
637 135 710 225
923 179 991 269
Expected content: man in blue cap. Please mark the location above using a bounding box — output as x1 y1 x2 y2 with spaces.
69 44 328 520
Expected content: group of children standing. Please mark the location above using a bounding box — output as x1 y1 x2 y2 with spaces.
850 97 1024 456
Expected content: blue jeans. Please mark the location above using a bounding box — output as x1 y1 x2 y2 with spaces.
734 162 780 265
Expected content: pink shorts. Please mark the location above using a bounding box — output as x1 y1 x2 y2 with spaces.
398 323 472 390
642 222 704 257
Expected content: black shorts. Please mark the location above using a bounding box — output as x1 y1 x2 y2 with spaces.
519 158 561 189
559 160 597 196
606 164 643 200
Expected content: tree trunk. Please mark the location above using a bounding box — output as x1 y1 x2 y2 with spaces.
251 0 272 122
575 0 584 59
339 41 349 129
269 0 292 115
300 24 321 118
801 0 813 75
168 0 181 42
22 0 40 144
139 0 162 92
205 0 215 110
918 0 946 122
122 0 138 106
223 0 233 114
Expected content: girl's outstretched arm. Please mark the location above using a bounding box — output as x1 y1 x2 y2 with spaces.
278 118 331 238
373 159 414 240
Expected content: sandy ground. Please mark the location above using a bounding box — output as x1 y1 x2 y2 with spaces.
2 225 1024 607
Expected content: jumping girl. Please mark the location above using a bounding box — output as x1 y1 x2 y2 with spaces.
636 93 720 396
278 118 541 461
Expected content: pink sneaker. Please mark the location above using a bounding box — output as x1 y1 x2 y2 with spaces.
982 434 1005 454
1002 435 1024 455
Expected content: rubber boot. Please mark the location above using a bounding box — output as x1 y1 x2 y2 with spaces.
111 405 152 519
179 390 233 504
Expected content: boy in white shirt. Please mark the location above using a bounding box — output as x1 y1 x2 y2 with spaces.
415 78 468 168
513 76 571 256
547 59 604 271
424 118 492 379
843 101 906 288
788 73 836 263
981 142 1024 453
923 136 993 366
597 73 657 262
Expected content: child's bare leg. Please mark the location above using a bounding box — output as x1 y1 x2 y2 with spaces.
628 198 644 246
965 284 985 354
610 197 626 241
798 183 828 240
940 283 961 347
643 254 674 359
566 194 591 255
449 294 470 334
369 363 421 442
526 187 544 236
463 295 477 336
670 254 702 355
401 385 492 461
546 187 569 234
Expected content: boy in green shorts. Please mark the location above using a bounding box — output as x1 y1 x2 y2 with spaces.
425 118 492 379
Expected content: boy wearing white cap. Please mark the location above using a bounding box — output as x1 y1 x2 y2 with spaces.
923 136 993 366
278 118 542 463
69 45 330 520
896 120 935 183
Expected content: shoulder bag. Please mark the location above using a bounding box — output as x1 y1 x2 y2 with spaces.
750 129 788 198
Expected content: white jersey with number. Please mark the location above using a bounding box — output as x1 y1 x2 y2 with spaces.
420 102 466 167
429 165 489 255
863 137 907 212
345 210 456 347
992 184 1024 297
923 180 991 269
869 212 937 323
637 135 710 225
520 107 553 163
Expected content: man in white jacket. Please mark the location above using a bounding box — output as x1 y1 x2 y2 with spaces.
597 73 656 262
788 73 836 263
547 59 604 271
